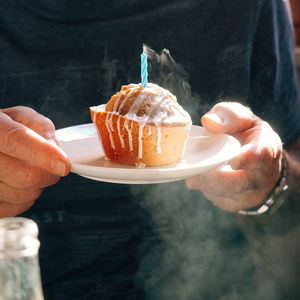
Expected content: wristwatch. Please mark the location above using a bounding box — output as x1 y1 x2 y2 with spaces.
238 153 289 216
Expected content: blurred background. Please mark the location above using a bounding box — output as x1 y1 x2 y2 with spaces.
290 0 300 80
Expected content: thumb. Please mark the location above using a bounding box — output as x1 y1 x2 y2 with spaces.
201 102 257 134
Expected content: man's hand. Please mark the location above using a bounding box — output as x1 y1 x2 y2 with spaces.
0 106 71 217
186 102 283 212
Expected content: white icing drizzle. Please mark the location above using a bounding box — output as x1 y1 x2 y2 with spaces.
91 108 97 124
113 93 123 112
117 115 125 148
118 88 135 113
105 113 115 149
181 124 192 158
155 123 162 154
107 113 114 132
126 92 148 118
138 122 146 158
124 119 133 151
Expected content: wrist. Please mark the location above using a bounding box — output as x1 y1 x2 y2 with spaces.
238 152 288 216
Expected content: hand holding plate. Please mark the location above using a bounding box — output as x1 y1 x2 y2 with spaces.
186 102 283 212
0 106 71 217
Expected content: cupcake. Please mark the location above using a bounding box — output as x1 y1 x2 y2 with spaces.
90 83 192 166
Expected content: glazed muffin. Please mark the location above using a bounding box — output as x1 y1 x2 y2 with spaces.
90 83 192 166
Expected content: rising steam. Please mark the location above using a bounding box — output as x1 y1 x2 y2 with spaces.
142 45 202 122
129 46 257 300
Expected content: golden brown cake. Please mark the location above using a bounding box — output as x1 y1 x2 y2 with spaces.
90 83 192 166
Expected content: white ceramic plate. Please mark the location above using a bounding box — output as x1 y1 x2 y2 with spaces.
56 123 241 184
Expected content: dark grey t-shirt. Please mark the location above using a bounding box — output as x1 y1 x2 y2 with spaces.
0 0 299 299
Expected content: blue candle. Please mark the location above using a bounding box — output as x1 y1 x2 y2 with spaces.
141 52 148 88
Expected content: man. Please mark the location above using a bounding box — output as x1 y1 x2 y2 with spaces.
0 0 299 299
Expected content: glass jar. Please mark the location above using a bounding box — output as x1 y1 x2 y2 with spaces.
0 217 44 300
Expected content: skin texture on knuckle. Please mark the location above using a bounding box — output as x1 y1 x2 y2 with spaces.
239 146 274 169
12 187 42 205
257 146 279 165
14 168 59 190
0 152 61 189
17 168 40 189
41 174 60 188
24 188 43 204
0 201 35 218
12 188 42 205
26 117 56 139
2 106 56 139
0 182 43 205
1 126 27 155
17 201 35 216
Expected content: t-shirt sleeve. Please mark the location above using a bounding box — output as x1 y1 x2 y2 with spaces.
249 0 300 146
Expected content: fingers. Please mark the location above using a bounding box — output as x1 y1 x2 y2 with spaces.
186 165 266 201
201 102 256 134
0 182 42 205
188 102 283 212
230 121 282 170
0 153 60 217
186 162 279 211
196 190 270 212
0 106 68 217
199 193 246 212
0 110 71 176
0 200 36 218
0 152 60 189
2 106 56 139
202 102 282 170
186 166 252 196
